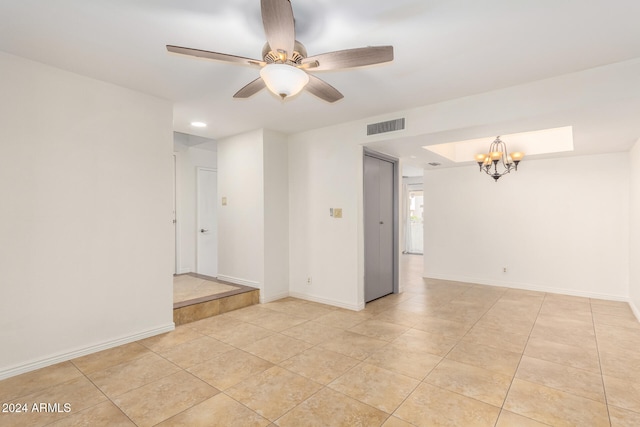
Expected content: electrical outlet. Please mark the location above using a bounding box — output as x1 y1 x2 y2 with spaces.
503 267 507 273
334 208 342 218
307 277 312 285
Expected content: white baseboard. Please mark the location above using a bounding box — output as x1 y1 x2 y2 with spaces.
217 274 260 288
630 300 640 323
0 323 175 381
424 273 629 302
261 291 290 304
289 291 364 311
177 268 191 274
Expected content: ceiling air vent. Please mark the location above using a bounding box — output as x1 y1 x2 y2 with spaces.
367 118 405 136
428 162 441 167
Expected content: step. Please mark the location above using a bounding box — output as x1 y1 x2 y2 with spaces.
173 274 259 325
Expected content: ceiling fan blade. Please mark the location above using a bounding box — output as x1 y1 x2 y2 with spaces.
261 0 295 60
305 75 344 103
233 78 266 98
302 46 394 71
167 45 264 67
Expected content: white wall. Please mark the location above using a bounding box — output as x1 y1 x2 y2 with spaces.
216 128 291 302
217 129 265 289
424 153 630 299
173 135 217 274
289 125 365 310
630 139 640 318
0 52 174 378
285 61 640 310
284 60 640 312
263 130 289 302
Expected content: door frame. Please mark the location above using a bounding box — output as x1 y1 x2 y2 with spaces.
172 152 181 275
404 182 424 255
363 148 400 298
195 166 218 277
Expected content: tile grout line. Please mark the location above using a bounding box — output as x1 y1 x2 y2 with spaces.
162 315 288 425
253 317 389 425
199 321 279 426
11 262 640 426
221 314 353 425
590 298 612 427
71 362 138 427
271 337 331 425
272 302 421 426
386 285 505 425
276 322 415 426
491 290 546 427
89 332 225 426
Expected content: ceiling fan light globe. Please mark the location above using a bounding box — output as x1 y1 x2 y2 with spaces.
260 64 309 99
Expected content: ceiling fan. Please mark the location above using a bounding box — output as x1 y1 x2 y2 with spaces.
167 0 394 103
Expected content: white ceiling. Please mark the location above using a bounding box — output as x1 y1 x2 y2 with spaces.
2 0 640 169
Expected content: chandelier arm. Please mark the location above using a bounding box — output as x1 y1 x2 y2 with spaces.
482 166 511 177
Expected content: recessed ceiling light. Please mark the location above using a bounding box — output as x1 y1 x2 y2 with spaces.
191 121 207 128
410 155 417 159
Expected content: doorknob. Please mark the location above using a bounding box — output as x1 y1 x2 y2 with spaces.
200 228 209 233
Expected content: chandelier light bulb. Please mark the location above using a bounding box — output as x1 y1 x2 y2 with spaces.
490 151 503 161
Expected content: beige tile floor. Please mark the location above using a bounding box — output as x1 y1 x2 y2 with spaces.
2 255 640 426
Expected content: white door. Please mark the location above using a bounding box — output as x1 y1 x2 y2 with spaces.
197 168 218 277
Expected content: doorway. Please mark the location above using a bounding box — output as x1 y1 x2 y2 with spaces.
405 186 424 254
364 150 399 302
196 167 218 277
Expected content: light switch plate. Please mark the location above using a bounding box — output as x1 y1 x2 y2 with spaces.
334 208 342 218
222 197 227 206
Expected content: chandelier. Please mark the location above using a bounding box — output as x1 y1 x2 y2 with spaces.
474 136 524 182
